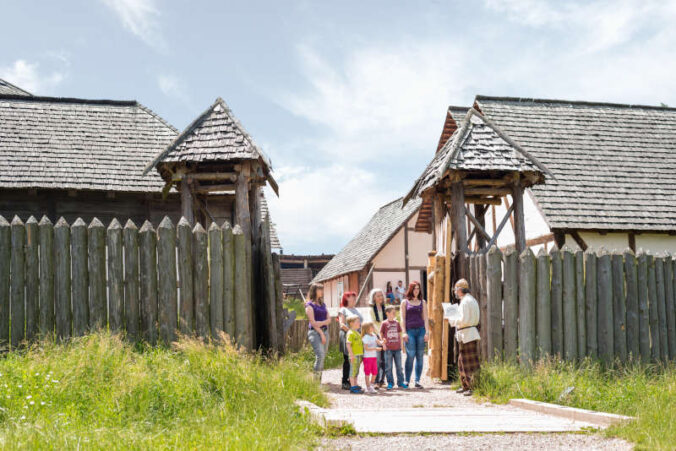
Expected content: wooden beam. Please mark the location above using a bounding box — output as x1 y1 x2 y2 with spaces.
235 163 252 241
485 204 514 250
180 178 194 224
465 187 512 196
464 196 502 205
553 230 565 248
172 172 237 182
194 184 236 194
462 178 510 187
500 233 555 251
628 232 636 252
512 183 526 252
451 181 468 254
464 206 491 242
503 196 516 232
569 230 588 251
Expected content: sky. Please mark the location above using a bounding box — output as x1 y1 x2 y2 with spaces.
1 0 675 254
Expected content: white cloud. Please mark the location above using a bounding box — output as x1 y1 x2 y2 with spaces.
0 59 66 94
157 74 192 105
101 0 166 51
265 163 399 253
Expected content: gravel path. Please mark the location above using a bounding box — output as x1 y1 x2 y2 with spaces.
319 356 632 450
320 433 632 450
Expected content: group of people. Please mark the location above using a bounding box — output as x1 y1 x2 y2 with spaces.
304 278 481 396
384 280 406 305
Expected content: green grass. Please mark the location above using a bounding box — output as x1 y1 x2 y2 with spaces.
289 344 343 370
475 358 676 450
0 333 327 449
283 297 307 320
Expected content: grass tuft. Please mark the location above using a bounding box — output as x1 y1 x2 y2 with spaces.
475 358 676 450
0 332 327 449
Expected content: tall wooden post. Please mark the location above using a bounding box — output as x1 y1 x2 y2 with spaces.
450 181 467 279
180 178 194 225
474 204 486 250
512 181 526 253
235 163 252 242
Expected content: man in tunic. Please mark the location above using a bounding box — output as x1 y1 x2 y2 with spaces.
450 279 480 396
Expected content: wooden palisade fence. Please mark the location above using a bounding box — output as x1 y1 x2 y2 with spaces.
474 245 676 365
0 214 285 353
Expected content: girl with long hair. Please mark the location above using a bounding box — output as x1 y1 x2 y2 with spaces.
338 291 363 390
368 288 387 388
305 283 331 380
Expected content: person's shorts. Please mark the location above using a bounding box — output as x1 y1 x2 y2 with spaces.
363 357 377 376
349 355 363 378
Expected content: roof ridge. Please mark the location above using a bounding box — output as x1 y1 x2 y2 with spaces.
475 95 676 112
0 93 137 106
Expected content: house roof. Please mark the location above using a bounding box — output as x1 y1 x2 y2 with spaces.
475 95 676 232
259 192 282 251
405 108 549 205
0 79 31 96
0 93 177 192
436 106 469 152
313 197 422 283
145 97 273 170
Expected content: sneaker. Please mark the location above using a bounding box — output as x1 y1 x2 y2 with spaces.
341 382 351 390
368 386 377 394
399 383 409 389
463 390 473 396
415 382 423 389
455 387 467 394
386 383 394 390
350 386 364 394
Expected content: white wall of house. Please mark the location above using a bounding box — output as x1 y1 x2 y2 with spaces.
322 211 433 308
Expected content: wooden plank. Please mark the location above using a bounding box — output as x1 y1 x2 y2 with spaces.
38 216 54 336
503 248 518 360
479 253 488 359
223 222 235 338
177 217 194 335
0 216 9 348
87 218 106 330
71 218 89 336
235 163 252 242
584 251 598 358
25 216 39 342
208 222 224 339
157 216 178 344
518 248 536 366
124 220 140 340
192 223 209 339
597 249 614 364
430 255 445 378
611 252 627 361
655 256 669 362
444 217 452 304
262 219 278 351
194 184 236 194
273 253 285 354
561 246 577 361
54 218 72 340
233 224 252 350
511 184 526 252
550 245 563 357
464 197 502 205
636 251 651 361
463 178 510 187
536 248 551 359
646 254 660 361
663 254 675 360
486 246 502 361
575 250 586 358
173 172 237 182
624 249 639 360
464 187 512 196
668 256 676 360
107 219 124 333
10 216 25 348
441 318 450 380
139 221 158 345
180 180 194 225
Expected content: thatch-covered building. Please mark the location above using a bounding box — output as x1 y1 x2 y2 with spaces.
313 197 432 307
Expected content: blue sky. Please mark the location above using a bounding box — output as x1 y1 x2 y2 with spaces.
2 0 675 254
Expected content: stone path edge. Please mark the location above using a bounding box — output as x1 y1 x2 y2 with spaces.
508 399 635 427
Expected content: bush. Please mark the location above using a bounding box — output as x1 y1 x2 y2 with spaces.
0 333 326 449
475 358 676 450
283 297 307 319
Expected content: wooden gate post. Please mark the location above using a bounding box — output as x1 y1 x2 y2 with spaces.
503 248 518 360
54 218 72 340
536 248 551 358
562 246 577 361
38 216 55 336
25 216 39 342
177 217 194 335
10 216 25 348
430 254 445 378
584 250 598 358
107 219 124 333
646 254 660 361
518 248 536 366
209 222 224 339
88 218 106 330
124 220 140 340
193 223 209 339
71 218 88 336
637 251 651 361
597 248 614 364
139 221 158 345
550 245 563 357
486 245 503 361
624 249 639 360
612 252 627 361
158 217 178 344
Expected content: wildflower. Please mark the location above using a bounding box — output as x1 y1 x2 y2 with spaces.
51 380 59 384
20 415 25 420
40 402 45 406
17 384 22 388
35 373 39 376
26 395 32 400
29 401 34 405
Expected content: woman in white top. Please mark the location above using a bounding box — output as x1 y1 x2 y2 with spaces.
338 291 363 390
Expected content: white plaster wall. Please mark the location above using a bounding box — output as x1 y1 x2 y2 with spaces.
575 232 629 252
408 228 434 267
373 271 406 294
372 228 405 267
635 234 676 254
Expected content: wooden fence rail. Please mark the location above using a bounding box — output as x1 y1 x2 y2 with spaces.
478 245 676 365
0 214 284 352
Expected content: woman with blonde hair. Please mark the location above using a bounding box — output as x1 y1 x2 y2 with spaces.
305 283 331 380
368 288 387 388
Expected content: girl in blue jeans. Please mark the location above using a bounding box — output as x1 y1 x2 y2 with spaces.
400 281 429 388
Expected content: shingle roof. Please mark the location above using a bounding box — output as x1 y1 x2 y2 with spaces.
436 106 469 152
0 79 31 96
313 197 422 283
476 96 676 232
145 97 271 170
0 94 177 192
405 108 548 204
